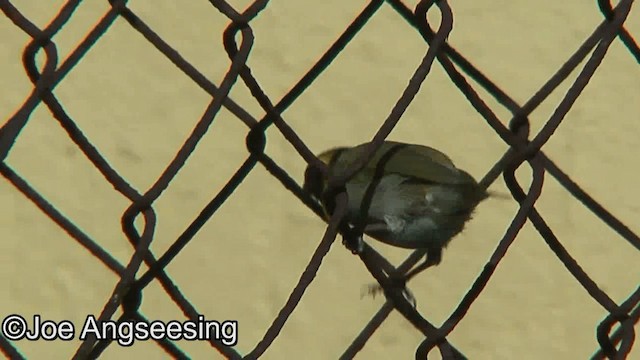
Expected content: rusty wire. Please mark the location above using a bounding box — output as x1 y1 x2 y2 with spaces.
0 0 639 359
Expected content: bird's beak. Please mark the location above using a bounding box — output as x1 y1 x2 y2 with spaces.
303 165 325 201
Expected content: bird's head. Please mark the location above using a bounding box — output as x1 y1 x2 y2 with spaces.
302 147 348 201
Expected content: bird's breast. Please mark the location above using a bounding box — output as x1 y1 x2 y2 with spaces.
343 174 474 249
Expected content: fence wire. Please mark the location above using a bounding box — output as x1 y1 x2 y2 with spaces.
1 0 639 359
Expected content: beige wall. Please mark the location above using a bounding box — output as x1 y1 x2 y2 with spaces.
1 0 639 359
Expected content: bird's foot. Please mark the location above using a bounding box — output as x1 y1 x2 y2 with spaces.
342 230 364 254
361 275 416 308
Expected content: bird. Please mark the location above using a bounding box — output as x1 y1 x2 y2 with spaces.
303 140 488 302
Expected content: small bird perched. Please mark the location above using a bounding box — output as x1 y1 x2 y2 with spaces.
303 141 488 299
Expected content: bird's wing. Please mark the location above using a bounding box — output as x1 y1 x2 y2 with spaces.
331 141 476 186
384 144 469 185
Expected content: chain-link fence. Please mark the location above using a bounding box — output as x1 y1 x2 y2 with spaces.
1 0 639 359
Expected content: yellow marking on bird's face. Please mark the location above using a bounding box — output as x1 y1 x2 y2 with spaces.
317 149 339 165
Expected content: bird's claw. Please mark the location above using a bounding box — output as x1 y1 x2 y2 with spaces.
362 283 385 299
361 279 417 308
342 233 364 254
